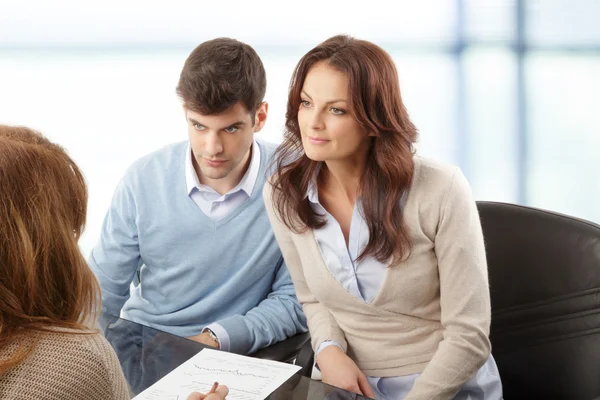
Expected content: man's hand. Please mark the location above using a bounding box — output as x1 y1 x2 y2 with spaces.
187 331 219 348
316 346 374 398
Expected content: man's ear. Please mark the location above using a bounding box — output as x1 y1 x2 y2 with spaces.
253 102 269 133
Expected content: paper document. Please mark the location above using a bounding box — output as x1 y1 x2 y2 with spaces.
133 348 301 400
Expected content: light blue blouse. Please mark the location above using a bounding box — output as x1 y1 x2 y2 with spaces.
307 180 503 400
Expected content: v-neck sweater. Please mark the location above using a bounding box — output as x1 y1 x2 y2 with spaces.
89 139 307 354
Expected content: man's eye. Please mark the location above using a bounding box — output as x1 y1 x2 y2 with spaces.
194 124 205 130
225 126 238 133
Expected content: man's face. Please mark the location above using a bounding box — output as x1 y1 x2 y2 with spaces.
185 101 267 190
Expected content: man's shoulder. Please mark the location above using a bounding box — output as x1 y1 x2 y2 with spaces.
255 137 279 160
129 141 187 172
255 137 280 180
122 141 187 184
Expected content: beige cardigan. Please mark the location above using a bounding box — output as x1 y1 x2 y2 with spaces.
263 156 492 400
0 328 129 400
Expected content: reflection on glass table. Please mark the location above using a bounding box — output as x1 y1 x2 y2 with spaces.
98 313 372 399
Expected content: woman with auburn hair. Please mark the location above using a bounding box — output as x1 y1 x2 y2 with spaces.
264 36 503 399
0 125 130 399
0 125 223 400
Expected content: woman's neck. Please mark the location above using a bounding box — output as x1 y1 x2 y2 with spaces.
319 158 365 204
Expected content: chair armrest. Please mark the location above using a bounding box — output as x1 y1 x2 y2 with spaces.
249 332 310 363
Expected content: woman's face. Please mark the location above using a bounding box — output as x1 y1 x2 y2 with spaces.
297 61 372 165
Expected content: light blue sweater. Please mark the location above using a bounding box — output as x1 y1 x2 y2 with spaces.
88 139 307 354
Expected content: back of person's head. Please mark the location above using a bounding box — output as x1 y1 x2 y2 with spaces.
176 37 267 121
273 35 418 265
0 125 99 374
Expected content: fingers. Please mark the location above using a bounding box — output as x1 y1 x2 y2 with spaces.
184 384 228 400
215 385 229 397
199 385 229 400
357 373 375 398
340 380 366 396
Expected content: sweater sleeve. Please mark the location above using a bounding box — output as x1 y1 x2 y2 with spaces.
78 333 130 400
262 182 347 352
406 168 491 400
96 335 131 400
214 254 308 355
88 174 141 316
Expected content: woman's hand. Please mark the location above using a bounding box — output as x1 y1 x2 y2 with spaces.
316 346 374 398
186 384 229 400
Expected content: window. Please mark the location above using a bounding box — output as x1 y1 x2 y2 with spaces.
1 0 598 254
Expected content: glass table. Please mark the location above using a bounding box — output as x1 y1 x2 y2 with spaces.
99 313 371 399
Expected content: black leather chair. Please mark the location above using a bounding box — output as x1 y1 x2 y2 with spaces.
480 201 600 399
296 201 600 399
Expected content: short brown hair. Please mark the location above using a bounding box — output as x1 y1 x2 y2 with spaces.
0 125 100 374
176 37 267 120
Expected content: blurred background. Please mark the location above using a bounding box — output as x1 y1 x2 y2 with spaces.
1 0 599 254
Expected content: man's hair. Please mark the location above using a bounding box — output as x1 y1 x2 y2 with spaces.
0 125 100 374
176 37 267 121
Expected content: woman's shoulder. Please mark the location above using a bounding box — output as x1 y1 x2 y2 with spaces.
1 328 128 400
413 155 461 182
31 328 113 361
262 176 275 203
411 155 463 194
408 155 474 215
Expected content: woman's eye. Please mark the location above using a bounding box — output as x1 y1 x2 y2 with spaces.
300 100 311 107
330 107 345 115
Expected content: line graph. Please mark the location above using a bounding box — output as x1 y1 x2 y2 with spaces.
133 348 300 400
185 363 270 380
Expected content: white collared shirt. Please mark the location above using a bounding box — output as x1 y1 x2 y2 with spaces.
185 140 261 221
306 172 387 304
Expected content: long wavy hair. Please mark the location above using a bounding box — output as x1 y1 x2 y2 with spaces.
0 126 100 375
271 35 418 265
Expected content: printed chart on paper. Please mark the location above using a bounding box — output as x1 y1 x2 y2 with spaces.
133 348 301 400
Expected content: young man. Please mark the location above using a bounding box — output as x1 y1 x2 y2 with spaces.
89 38 307 356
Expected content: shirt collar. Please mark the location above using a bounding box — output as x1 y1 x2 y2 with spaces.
185 139 261 197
